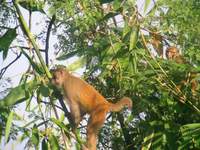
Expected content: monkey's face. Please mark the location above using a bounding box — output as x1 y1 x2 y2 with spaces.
166 50 176 59
51 70 65 88
166 47 178 59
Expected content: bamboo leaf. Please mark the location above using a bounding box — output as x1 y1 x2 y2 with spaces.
179 123 200 146
102 12 118 22
31 125 39 148
99 0 114 4
18 0 45 12
144 0 151 13
21 49 44 75
67 57 86 71
123 22 131 38
129 26 139 51
14 2 51 78
0 80 38 108
38 84 50 97
42 138 48 150
50 118 69 132
0 28 17 60
142 131 154 150
56 50 80 60
49 135 59 150
5 111 14 143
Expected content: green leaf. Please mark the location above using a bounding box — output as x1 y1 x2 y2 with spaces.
42 138 48 150
21 49 44 75
179 123 200 149
181 123 200 130
38 84 50 97
0 28 17 60
67 57 86 71
99 0 114 4
113 0 121 11
5 111 14 143
18 0 45 12
31 125 39 148
180 123 200 139
102 12 118 22
144 0 151 13
60 113 65 122
129 26 139 51
0 124 2 142
50 118 69 133
142 131 154 150
106 42 123 57
56 50 80 60
49 135 59 150
0 80 38 108
123 22 131 38
22 119 40 128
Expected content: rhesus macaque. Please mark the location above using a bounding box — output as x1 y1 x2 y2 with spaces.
51 67 132 150
166 46 185 63
150 32 163 57
166 46 198 94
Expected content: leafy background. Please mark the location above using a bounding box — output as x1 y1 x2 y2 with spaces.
0 0 200 150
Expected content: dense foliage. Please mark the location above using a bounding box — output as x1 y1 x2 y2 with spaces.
0 0 199 149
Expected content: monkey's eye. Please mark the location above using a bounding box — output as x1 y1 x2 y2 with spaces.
51 75 58 81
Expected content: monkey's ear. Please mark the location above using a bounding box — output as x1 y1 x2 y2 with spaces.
50 69 55 74
59 69 65 75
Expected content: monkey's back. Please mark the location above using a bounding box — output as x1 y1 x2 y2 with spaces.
70 75 109 112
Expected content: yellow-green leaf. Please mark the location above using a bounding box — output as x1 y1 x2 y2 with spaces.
144 0 151 13
42 138 48 150
21 49 44 75
0 80 38 108
49 135 59 150
0 28 17 60
107 42 123 55
67 57 86 71
38 84 50 97
129 26 139 51
17 0 45 12
5 111 14 143
31 125 39 147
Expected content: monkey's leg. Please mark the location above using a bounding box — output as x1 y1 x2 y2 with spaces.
86 108 107 150
69 102 87 149
70 102 82 127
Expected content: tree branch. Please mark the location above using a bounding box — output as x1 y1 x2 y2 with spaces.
0 52 22 79
117 113 133 150
58 97 74 125
11 46 46 52
13 1 52 79
45 15 56 67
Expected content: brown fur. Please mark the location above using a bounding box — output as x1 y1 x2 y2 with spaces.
51 68 132 150
166 46 185 63
166 46 198 94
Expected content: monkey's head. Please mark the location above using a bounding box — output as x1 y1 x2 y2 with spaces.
166 46 179 59
51 68 68 88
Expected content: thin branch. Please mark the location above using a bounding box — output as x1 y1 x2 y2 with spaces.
152 0 157 7
58 97 74 124
0 26 13 30
13 1 52 79
41 101 64 110
117 113 133 150
49 97 71 149
45 15 56 67
11 46 45 52
0 52 22 79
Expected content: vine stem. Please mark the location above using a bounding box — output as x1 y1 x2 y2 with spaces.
13 1 52 79
13 1 73 149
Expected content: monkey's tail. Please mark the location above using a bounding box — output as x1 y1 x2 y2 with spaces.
109 97 132 112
